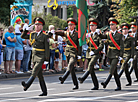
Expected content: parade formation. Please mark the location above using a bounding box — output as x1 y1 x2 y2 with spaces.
0 0 138 101
18 16 138 96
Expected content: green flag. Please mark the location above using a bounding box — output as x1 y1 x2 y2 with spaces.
76 0 88 46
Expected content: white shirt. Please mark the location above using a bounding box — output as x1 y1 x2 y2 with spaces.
37 30 41 36
111 30 117 36
58 36 63 44
15 24 21 33
124 34 128 39
70 30 74 35
23 23 29 30
91 31 96 36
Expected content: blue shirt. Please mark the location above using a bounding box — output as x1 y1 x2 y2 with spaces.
15 35 25 50
0 44 2 55
5 32 15 47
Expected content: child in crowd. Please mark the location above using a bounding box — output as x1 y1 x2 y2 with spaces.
62 37 67 70
54 41 61 72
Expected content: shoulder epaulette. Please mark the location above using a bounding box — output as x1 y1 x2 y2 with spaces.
129 35 134 38
118 31 122 34
43 31 48 35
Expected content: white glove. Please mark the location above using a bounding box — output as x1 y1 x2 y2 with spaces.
26 24 35 31
128 58 133 64
51 29 55 34
119 56 123 61
86 33 91 38
95 29 100 35
136 46 138 50
77 56 81 59
129 58 133 62
44 61 49 64
89 51 94 56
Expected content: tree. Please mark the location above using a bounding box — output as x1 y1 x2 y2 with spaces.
113 0 138 24
0 0 15 26
32 8 68 31
88 0 113 28
67 6 74 18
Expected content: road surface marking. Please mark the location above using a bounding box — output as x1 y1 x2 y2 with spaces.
0 90 91 102
127 100 138 102
0 88 54 96
0 87 14 90
38 91 138 102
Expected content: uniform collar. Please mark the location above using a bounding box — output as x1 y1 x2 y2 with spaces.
124 33 128 39
111 30 117 36
36 30 42 36
91 30 96 36
70 30 74 35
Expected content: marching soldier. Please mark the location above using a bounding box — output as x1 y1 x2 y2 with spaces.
55 18 82 90
78 18 104 90
21 17 50 96
118 23 134 86
98 17 124 91
129 22 138 82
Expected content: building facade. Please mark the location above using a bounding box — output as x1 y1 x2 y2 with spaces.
33 0 92 21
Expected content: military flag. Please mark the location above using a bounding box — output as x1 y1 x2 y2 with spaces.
76 0 88 46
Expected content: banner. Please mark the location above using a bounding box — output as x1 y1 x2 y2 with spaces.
10 0 33 26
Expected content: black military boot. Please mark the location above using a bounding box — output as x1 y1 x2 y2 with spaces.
39 80 47 96
71 69 79 90
125 71 132 86
114 74 121 91
101 74 112 88
59 71 70 84
134 68 138 82
21 76 35 91
118 69 124 78
73 85 79 90
91 72 99 90
78 71 89 84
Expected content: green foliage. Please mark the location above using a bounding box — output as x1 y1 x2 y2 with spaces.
89 0 112 28
32 12 68 31
67 6 74 18
0 0 15 26
112 0 138 24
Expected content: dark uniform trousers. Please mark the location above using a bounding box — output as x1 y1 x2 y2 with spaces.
119 57 132 84
66 56 78 86
87 55 99 87
130 51 138 80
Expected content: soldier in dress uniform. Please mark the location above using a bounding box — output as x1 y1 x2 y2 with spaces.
98 17 124 91
21 17 50 96
78 18 104 90
129 22 138 82
55 18 82 90
118 23 134 86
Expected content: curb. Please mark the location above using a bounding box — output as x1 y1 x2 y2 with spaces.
0 67 111 79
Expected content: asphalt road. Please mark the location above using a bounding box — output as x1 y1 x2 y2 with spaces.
0 70 138 102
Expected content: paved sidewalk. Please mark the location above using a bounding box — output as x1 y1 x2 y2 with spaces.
0 59 110 79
